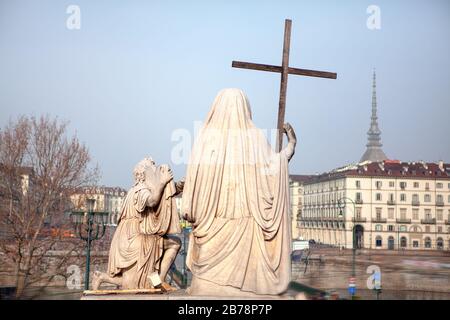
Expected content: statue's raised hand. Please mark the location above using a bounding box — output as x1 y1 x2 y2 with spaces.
283 122 297 144
282 123 297 161
159 165 173 184
176 177 185 193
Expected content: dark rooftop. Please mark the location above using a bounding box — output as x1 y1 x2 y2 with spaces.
302 160 450 185
290 175 315 183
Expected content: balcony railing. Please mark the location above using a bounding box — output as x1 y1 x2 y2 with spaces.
372 218 387 223
352 217 367 223
355 199 363 204
436 201 444 207
396 218 411 224
387 200 396 205
421 218 436 224
411 200 420 206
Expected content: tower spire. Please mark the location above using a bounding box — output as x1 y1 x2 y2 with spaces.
360 70 388 162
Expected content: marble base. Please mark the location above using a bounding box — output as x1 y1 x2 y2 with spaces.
81 289 297 300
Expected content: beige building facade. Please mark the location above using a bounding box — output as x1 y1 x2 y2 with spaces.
289 175 312 239
70 186 127 226
298 161 450 251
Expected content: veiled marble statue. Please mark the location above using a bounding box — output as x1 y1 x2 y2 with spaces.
93 157 184 291
182 88 297 297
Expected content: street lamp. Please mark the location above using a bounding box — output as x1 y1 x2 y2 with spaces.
374 285 382 300
180 221 192 288
337 197 357 299
70 198 109 290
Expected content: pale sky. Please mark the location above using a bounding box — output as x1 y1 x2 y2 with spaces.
0 0 449 188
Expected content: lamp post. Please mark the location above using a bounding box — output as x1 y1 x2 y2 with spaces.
337 197 357 299
70 198 108 290
374 286 382 300
180 222 191 288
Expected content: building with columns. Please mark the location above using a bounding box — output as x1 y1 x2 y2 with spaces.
299 161 450 251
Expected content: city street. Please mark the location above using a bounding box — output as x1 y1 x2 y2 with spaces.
293 247 450 299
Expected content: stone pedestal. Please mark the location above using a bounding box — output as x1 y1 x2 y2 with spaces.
81 289 297 300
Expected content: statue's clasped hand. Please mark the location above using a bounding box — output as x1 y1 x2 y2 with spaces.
159 165 174 184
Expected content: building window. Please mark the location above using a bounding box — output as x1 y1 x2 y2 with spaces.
388 193 394 203
413 240 419 248
437 238 444 250
388 225 394 232
399 225 407 232
413 182 419 188
412 194 419 202
437 210 443 221
425 226 430 233
375 236 382 247
376 181 382 189
424 237 432 249
376 193 382 201
448 183 450 189
356 207 362 219
388 236 395 250
436 183 443 189
376 208 382 220
424 194 431 202
356 180 361 189
400 182 407 189
438 226 442 233
400 194 406 202
356 192 362 202
425 182 430 190
448 195 450 204
412 209 419 220
437 194 443 203
425 209 431 220
375 224 382 231
388 208 394 219
389 181 395 188
400 208 407 220
400 237 407 248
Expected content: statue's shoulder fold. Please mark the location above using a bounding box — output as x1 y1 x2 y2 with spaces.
132 184 151 194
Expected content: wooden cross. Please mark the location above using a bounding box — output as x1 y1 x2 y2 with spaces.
232 19 337 152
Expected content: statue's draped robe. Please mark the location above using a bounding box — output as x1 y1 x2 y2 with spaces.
107 181 180 288
182 88 291 295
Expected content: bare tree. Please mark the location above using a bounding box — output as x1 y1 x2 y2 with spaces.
0 115 99 298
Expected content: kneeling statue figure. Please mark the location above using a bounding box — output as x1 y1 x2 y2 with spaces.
93 157 184 291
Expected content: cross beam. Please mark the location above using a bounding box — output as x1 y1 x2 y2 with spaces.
232 61 337 79
232 19 337 152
